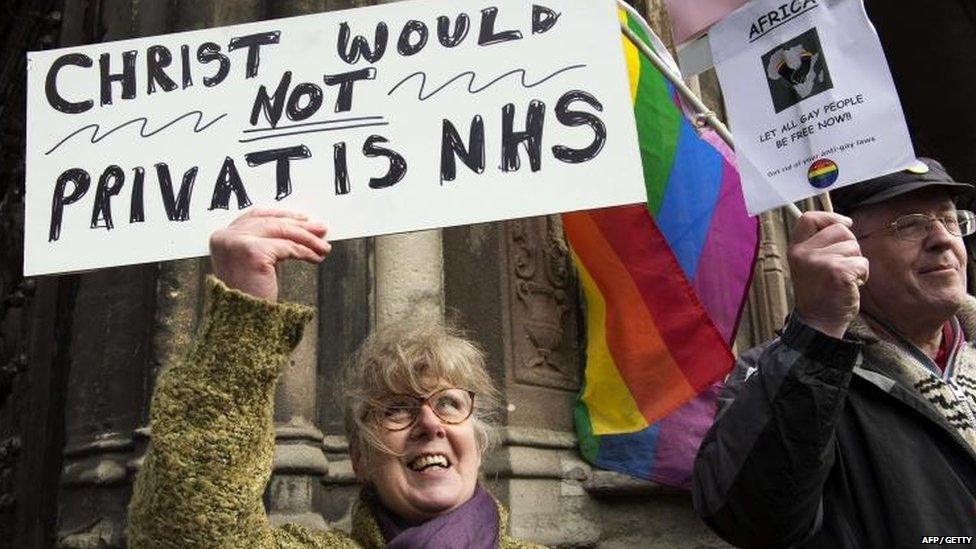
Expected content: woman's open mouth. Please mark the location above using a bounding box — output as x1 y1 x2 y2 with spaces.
407 453 452 472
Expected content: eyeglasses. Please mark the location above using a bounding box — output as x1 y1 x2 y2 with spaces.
856 210 976 241
371 388 475 431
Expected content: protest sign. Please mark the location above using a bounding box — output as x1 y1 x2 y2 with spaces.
24 0 644 276
709 0 916 214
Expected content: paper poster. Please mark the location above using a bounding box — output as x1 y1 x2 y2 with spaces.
25 0 644 275
709 0 915 214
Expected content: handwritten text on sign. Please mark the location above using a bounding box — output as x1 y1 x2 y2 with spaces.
709 0 915 214
25 0 644 276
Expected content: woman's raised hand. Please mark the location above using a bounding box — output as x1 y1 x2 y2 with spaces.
209 209 331 302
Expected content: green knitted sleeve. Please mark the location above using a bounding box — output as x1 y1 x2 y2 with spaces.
127 275 316 549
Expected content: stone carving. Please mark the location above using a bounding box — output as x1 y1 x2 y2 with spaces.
509 217 579 391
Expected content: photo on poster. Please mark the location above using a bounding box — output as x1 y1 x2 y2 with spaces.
762 28 833 113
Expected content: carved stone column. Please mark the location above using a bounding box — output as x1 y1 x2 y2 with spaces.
316 238 371 529
56 266 159 548
443 216 585 545
268 262 329 529
54 1 178 545
57 259 207 549
739 211 792 348
374 231 445 325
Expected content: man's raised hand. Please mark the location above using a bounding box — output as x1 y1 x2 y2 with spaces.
787 211 869 339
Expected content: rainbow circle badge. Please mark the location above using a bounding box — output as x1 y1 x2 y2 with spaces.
807 158 839 189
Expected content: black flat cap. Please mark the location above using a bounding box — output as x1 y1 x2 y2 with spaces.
829 158 974 215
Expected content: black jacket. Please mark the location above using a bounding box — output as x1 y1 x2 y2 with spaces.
693 313 976 548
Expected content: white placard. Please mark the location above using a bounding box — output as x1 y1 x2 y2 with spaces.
25 0 644 276
710 0 916 214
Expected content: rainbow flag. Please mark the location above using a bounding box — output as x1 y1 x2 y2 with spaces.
564 10 758 489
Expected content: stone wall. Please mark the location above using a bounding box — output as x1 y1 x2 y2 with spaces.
0 0 794 547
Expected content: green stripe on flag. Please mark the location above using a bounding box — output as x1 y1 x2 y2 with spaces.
574 389 599 463
626 15 680 217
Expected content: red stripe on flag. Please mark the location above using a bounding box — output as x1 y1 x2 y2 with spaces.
589 205 733 390
563 210 694 423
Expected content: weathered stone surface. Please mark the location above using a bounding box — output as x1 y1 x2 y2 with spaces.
267 475 327 529
375 231 445 325
273 444 329 475
589 495 731 549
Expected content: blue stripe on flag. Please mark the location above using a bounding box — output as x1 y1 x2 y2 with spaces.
596 423 661 479
655 121 724 279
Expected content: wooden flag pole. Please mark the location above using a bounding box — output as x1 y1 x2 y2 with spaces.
619 19 807 220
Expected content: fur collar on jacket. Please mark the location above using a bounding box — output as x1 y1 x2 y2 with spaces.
846 296 976 455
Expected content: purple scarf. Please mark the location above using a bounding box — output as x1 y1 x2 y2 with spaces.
373 485 501 549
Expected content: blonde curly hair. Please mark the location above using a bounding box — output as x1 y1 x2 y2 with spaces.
342 318 501 468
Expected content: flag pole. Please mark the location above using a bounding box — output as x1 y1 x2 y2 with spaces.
619 21 806 220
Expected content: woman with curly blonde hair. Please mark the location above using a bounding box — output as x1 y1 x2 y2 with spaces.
128 209 545 549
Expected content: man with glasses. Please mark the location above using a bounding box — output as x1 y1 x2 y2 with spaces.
693 158 976 547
